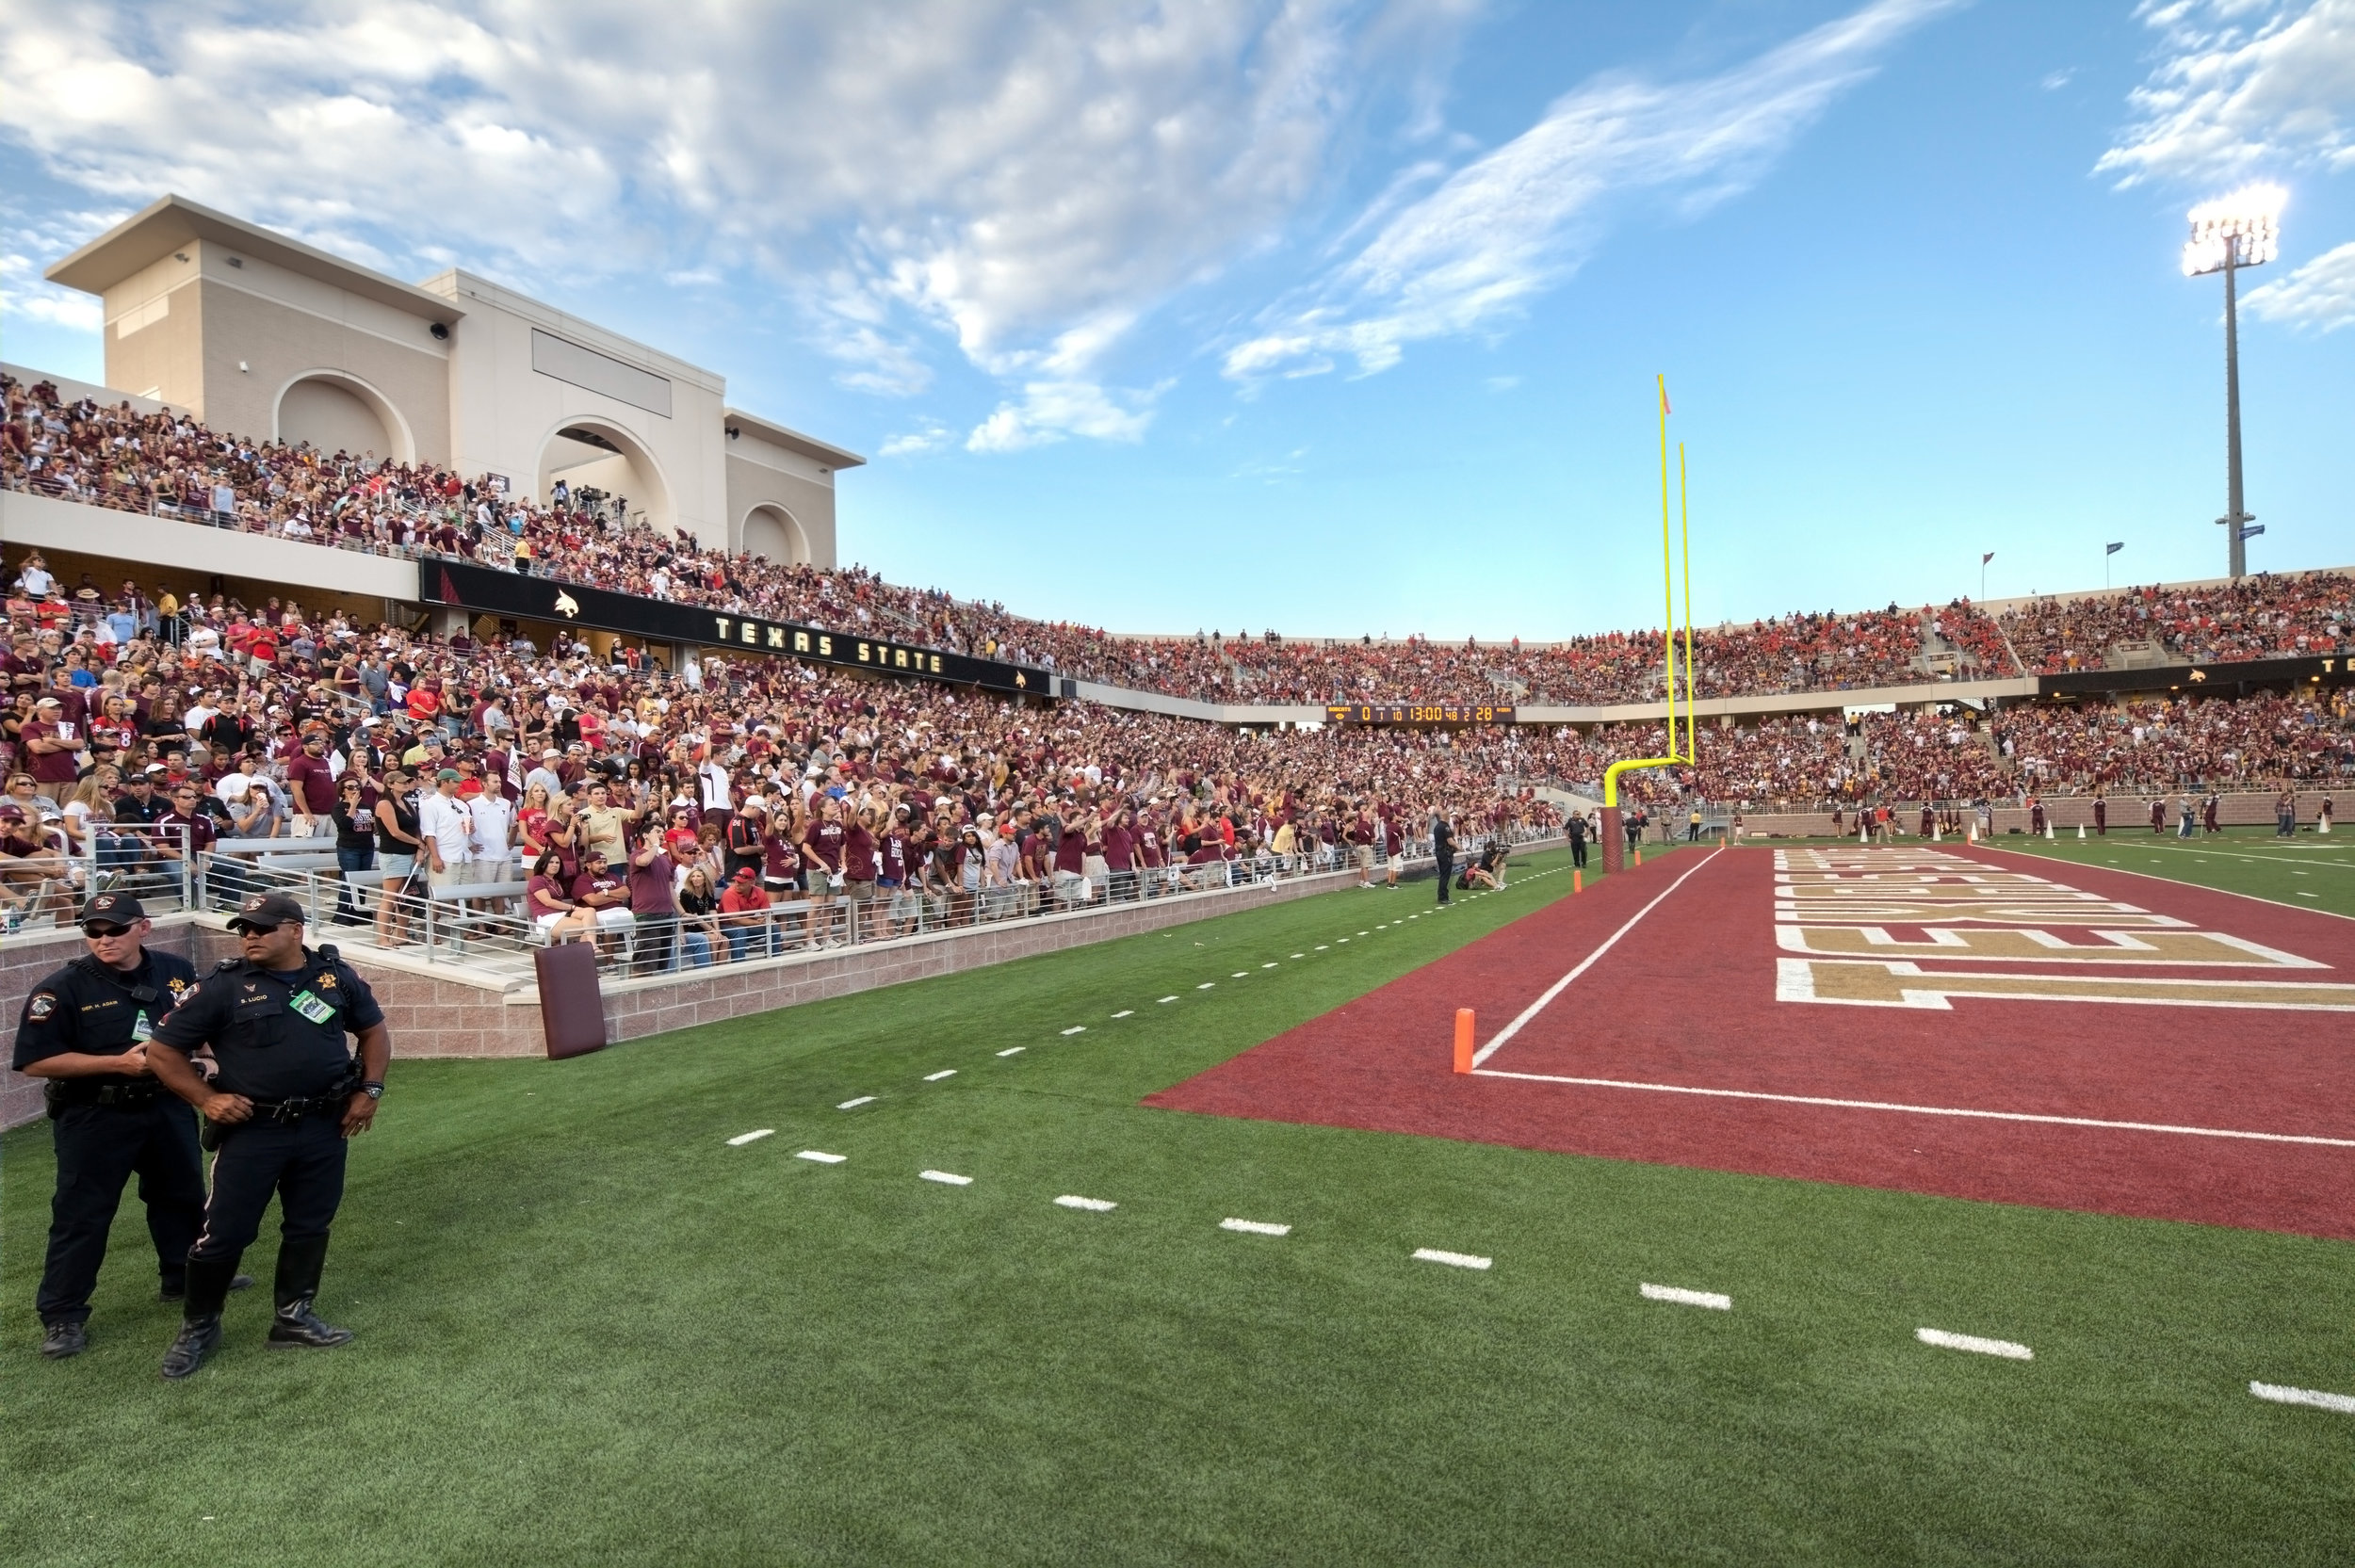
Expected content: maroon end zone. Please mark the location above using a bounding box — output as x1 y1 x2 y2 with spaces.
1145 847 2355 1239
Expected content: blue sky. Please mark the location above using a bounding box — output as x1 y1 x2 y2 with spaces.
3 1 2349 639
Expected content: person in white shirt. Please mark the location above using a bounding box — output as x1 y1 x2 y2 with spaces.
466 786 517 885
417 770 477 892
18 554 56 598
697 755 733 819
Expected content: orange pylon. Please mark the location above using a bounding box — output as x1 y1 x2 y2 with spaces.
1454 1009 1475 1075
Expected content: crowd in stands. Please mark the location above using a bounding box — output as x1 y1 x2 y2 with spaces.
0 373 2067 708
1999 574 2355 673
0 545 1554 948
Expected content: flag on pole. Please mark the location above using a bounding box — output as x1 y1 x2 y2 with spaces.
1981 551 1994 565
2105 542 2123 556
1658 377 1671 416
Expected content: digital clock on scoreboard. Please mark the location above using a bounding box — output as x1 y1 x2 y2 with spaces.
1324 703 1518 725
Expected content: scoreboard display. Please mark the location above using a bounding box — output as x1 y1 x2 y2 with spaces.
1324 703 1517 726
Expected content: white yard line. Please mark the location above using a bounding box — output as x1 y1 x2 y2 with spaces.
1918 1327 2032 1360
795 1150 846 1164
1112 1010 1134 1018
1471 1068 2355 1147
1053 1195 1117 1212
1640 1283 1731 1310
1197 981 1216 990
2249 1381 2355 1414
836 1096 876 1109
1062 1026 1087 1035
997 1047 1025 1057
1157 995 1178 1004
1220 1218 1290 1236
1413 1248 1492 1270
918 1170 973 1187
725 1129 774 1146
924 1070 957 1081
1472 849 1725 1068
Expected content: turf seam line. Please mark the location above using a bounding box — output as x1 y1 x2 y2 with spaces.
796 1150 846 1164
1220 1218 1291 1236
2249 1381 2355 1414
1413 1248 1492 1270
1641 1283 1731 1310
1917 1327 2032 1360
724 1129 775 1146
1470 1069 2355 1147
1053 1195 1117 1212
1473 848 1725 1068
919 1170 973 1186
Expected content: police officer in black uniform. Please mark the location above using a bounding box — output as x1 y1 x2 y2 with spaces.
14 892 250 1358
145 891 390 1381
1431 811 1455 905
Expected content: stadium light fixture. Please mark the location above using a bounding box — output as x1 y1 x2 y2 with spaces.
2182 185 2283 581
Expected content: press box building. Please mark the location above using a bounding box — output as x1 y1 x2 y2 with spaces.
41 193 859 567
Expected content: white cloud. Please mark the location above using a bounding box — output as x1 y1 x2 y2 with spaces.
965 380 1161 452
2097 0 2355 186
0 1 1482 446
1223 0 1961 384
2245 240 2355 328
878 420 956 458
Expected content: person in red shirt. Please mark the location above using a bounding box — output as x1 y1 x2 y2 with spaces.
718 866 773 962
285 730 338 836
840 806 879 940
22 697 81 800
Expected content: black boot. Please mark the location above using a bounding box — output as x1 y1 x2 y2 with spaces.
180 1254 247 1318
268 1236 352 1349
161 1316 221 1380
160 1272 254 1303
41 1319 88 1359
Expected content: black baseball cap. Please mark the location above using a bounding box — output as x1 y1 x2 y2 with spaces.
228 891 308 931
79 891 147 924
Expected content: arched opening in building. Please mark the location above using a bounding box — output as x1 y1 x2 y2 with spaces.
741 503 810 566
536 418 673 536
273 371 413 464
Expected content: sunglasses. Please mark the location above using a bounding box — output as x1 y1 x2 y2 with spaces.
82 924 134 939
231 921 284 936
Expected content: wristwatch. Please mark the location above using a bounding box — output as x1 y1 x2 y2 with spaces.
359 1081 385 1100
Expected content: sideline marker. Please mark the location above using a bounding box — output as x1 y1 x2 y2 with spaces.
1454 1009 1476 1075
1573 869 1583 894
1633 849 1643 867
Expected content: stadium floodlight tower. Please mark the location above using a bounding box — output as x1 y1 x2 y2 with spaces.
2182 185 2283 581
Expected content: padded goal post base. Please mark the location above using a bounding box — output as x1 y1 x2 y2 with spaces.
1600 807 1624 874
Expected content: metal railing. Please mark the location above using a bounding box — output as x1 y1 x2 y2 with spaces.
184 826 1558 982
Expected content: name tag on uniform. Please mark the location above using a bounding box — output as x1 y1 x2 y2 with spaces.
132 1010 152 1042
289 991 336 1026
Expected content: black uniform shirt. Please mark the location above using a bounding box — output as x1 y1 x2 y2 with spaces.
151 949 384 1101
11 950 201 1071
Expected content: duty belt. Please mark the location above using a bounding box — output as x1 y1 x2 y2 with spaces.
244 1087 356 1123
47 1079 166 1110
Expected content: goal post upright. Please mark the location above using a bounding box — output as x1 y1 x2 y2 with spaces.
1601 374 1697 873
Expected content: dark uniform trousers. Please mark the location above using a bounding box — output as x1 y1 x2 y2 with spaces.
39 1099 205 1324
187 1112 349 1314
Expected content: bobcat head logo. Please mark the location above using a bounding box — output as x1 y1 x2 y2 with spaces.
553 590 581 619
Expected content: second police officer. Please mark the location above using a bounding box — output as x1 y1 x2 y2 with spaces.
144 891 391 1381
15 893 252 1358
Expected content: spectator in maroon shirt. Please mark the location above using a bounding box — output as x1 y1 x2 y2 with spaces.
626 832 678 976
21 697 79 799
285 730 338 836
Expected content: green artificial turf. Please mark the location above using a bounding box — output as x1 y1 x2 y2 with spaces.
1987 827 2355 920
6 843 2352 1566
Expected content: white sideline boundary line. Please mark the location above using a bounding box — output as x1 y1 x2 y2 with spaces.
1472 849 1725 1068
725 1129 774 1146
1641 1283 1730 1310
1220 1218 1290 1236
2250 1381 2355 1414
1981 845 2355 925
1918 1327 2033 1360
1470 1068 2355 1148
